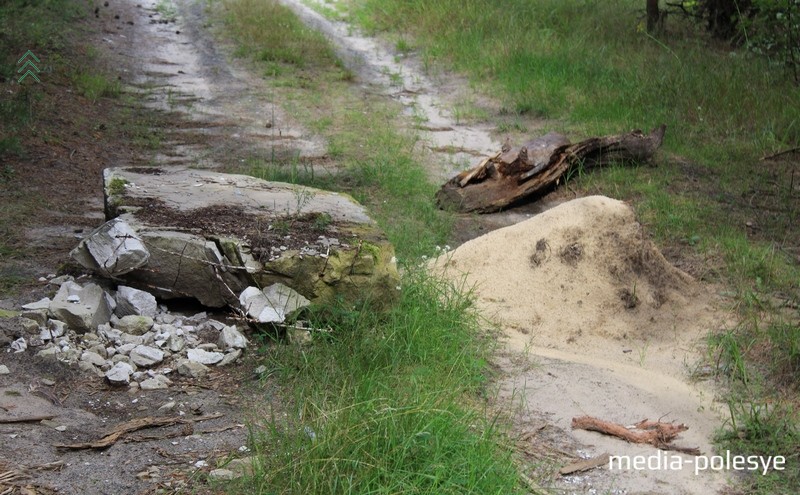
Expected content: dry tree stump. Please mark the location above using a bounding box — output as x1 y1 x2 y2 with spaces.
436 125 667 213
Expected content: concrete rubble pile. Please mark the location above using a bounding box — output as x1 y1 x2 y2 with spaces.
5 275 310 389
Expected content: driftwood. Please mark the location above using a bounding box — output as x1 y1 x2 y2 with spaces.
571 415 700 455
436 125 667 213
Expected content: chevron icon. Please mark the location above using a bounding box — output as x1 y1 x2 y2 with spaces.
17 50 41 83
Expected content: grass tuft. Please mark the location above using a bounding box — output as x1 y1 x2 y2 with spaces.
229 269 521 494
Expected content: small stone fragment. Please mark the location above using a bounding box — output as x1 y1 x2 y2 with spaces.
20 318 40 334
21 309 48 325
78 361 105 377
0 365 9 375
80 351 107 367
22 297 51 310
11 337 27 353
129 345 164 367
140 377 168 390
49 281 113 333
217 349 242 367
114 315 154 336
239 284 311 324
176 358 210 378
106 361 135 385
167 334 185 353
70 217 150 276
115 285 158 317
218 325 248 350
227 456 256 476
187 348 224 365
208 469 235 480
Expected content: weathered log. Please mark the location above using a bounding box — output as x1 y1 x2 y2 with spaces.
436 125 666 213
571 415 700 455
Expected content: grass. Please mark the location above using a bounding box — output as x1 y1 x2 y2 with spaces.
72 71 122 103
225 270 521 494
216 0 523 492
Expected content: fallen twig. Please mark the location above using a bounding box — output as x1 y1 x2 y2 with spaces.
571 415 700 455
53 412 223 450
761 147 800 161
0 415 56 424
559 453 611 475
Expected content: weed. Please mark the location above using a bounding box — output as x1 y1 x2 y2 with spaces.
73 72 122 103
395 37 413 54
107 177 129 196
216 2 519 493
155 0 178 21
312 212 332 231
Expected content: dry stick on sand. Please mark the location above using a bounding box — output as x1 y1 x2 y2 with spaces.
571 415 701 455
0 415 57 424
53 412 224 450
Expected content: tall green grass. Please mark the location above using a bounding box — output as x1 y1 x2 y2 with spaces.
226 270 520 494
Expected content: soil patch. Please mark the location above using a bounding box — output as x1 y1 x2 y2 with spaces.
132 201 338 261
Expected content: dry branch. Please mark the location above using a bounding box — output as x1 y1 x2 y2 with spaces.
571 415 700 455
559 453 611 475
436 125 666 213
0 415 57 424
53 412 223 450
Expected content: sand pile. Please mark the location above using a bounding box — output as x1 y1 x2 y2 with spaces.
434 195 721 356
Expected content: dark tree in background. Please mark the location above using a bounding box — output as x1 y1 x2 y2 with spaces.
653 0 798 82
646 0 662 32
699 0 752 40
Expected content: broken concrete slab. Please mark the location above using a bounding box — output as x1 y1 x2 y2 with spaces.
49 281 113 333
84 167 400 309
70 217 150 277
115 286 157 318
239 284 310 324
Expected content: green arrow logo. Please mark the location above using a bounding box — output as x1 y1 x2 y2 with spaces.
17 50 41 83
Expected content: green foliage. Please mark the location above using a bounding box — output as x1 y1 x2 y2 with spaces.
744 0 800 82
233 270 521 494
73 72 122 102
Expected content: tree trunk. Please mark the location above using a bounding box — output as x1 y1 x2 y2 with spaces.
646 0 660 33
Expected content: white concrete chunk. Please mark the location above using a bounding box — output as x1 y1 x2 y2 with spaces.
70 218 150 276
129 345 164 367
115 286 158 317
186 348 224 365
